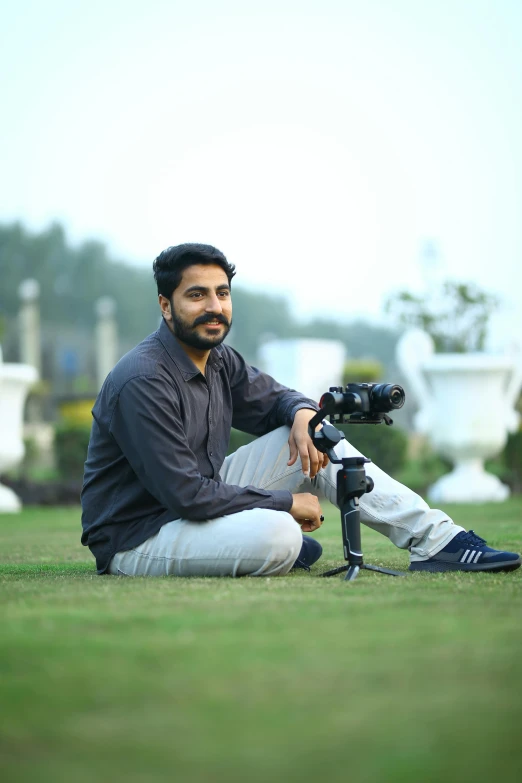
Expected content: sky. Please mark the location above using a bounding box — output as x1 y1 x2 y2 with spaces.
1 0 521 347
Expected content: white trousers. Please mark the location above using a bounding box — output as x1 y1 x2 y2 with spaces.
109 426 464 578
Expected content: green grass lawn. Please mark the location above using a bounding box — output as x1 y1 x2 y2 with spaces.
1 501 522 783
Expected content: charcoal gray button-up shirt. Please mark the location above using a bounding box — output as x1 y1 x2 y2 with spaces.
81 319 319 573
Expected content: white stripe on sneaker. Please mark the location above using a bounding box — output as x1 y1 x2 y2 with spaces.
473 551 482 563
461 549 470 563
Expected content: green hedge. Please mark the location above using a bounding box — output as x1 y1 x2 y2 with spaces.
52 421 522 496
53 423 408 483
54 424 92 481
227 424 408 478
337 423 408 477
227 429 257 455
504 430 522 492
487 429 522 494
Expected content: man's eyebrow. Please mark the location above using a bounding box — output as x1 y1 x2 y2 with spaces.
184 284 231 293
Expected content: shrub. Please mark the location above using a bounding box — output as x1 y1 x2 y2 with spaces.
396 446 452 496
227 429 257 456
504 430 522 493
227 422 408 479
342 359 384 385
54 424 91 481
337 423 408 477
487 429 522 494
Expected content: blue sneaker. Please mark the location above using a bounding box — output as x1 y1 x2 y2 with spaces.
409 529 521 573
292 535 323 571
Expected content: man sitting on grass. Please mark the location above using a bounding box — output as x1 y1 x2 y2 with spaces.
81 244 521 577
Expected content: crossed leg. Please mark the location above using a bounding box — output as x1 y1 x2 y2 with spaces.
109 426 463 577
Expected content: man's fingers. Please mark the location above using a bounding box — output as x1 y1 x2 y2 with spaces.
299 520 319 532
287 437 298 466
298 444 310 476
290 493 323 531
317 453 328 473
291 435 328 478
304 444 321 478
298 514 324 532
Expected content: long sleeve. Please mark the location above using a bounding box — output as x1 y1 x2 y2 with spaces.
109 375 293 521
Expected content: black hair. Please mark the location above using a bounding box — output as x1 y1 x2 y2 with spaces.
152 243 236 299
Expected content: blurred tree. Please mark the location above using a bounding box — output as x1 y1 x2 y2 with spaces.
0 222 159 344
0 221 401 377
384 281 499 352
289 317 400 371
226 287 294 362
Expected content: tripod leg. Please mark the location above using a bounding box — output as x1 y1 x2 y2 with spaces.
320 565 349 577
362 564 407 577
343 565 360 581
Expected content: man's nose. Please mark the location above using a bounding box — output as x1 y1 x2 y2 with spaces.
205 293 223 312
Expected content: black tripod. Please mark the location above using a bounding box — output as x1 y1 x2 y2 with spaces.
308 415 407 582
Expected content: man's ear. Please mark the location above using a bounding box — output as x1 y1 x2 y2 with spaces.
159 295 172 323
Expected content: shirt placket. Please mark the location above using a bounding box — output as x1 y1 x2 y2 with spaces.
206 368 214 463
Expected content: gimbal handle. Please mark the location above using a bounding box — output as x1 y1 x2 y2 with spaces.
308 408 346 464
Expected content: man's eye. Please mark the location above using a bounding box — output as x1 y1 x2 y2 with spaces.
219 291 230 297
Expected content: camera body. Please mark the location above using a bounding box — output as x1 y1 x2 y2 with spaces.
319 383 405 425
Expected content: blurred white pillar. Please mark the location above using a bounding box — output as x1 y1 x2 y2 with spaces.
18 279 41 375
95 296 118 389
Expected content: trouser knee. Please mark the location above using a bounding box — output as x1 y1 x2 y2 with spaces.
262 511 303 575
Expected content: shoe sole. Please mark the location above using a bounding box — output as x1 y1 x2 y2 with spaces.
409 558 521 573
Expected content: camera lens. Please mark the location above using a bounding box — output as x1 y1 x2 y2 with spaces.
370 384 405 412
389 386 405 407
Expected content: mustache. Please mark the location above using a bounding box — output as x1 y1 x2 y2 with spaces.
192 314 230 327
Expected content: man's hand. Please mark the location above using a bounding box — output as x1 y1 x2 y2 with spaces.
289 493 324 532
287 408 329 479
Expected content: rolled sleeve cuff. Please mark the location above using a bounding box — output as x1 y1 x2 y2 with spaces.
270 489 294 512
290 402 320 421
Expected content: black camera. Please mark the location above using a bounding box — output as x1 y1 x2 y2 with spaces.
319 383 405 425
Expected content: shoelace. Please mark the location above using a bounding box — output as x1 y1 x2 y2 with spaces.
292 558 311 572
459 529 487 547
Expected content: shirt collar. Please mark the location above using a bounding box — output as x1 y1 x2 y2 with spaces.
156 318 224 381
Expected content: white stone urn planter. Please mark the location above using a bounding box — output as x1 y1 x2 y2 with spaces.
396 329 522 503
0 345 38 512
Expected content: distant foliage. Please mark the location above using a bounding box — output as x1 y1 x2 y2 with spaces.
227 428 257 456
504 431 522 494
54 424 91 481
342 359 384 385
338 423 408 477
0 220 401 375
385 281 499 352
0 222 159 347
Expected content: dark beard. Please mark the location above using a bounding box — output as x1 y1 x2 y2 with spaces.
170 310 232 350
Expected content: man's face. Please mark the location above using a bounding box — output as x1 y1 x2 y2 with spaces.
164 263 232 350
